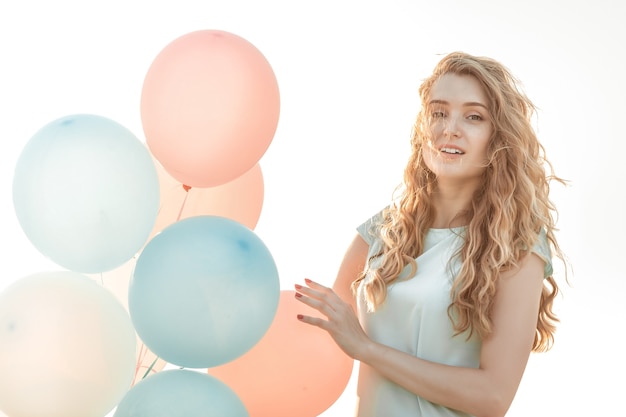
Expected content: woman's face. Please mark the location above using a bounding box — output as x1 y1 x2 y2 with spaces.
424 73 493 184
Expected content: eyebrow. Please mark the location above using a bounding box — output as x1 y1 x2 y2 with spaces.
428 99 488 109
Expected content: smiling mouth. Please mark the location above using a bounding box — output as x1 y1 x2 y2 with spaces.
440 147 465 155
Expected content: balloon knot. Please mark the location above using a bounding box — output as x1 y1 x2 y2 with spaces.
182 184 191 192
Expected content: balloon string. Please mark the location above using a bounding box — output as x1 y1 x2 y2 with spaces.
134 343 160 381
176 184 191 222
128 184 188 383
100 272 104 285
142 355 160 380
130 183 189 382
135 343 148 377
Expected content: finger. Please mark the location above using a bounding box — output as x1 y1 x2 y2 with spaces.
294 291 335 317
294 283 325 300
296 313 329 330
304 278 331 292
297 281 342 307
295 284 343 317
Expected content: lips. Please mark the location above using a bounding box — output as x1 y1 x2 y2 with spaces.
439 146 465 155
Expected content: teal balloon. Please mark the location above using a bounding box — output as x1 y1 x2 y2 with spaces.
129 215 280 368
12 114 160 273
114 369 249 417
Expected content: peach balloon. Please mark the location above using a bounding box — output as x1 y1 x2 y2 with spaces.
141 30 280 188
89 259 167 386
208 290 354 417
151 159 264 236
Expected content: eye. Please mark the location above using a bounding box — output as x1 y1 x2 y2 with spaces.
467 114 483 121
432 111 446 119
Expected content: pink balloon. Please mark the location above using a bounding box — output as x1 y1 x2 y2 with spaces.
141 30 280 187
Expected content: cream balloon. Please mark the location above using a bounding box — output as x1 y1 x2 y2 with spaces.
0 271 136 417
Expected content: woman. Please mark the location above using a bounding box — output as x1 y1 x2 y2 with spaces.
294 51 566 417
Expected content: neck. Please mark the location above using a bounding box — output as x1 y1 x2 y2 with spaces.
429 178 480 228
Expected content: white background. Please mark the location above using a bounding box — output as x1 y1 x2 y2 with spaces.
1 0 624 416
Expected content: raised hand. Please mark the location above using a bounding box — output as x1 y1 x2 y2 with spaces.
294 278 371 360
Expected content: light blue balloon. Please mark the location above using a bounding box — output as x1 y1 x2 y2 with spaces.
129 215 280 368
12 114 160 273
114 369 249 417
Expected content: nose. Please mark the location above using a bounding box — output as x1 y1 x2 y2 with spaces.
443 117 461 138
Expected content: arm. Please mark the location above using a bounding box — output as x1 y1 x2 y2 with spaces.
331 233 369 311
296 251 545 417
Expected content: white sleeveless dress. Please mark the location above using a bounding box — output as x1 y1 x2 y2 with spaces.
354 213 552 417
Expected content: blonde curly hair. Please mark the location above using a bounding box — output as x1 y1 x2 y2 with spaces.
352 52 566 352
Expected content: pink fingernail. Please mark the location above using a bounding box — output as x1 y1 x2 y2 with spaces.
294 284 302 290
297 314 304 320
295 292 302 298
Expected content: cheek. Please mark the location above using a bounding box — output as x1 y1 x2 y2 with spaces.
430 121 445 138
479 139 491 159
474 128 493 157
